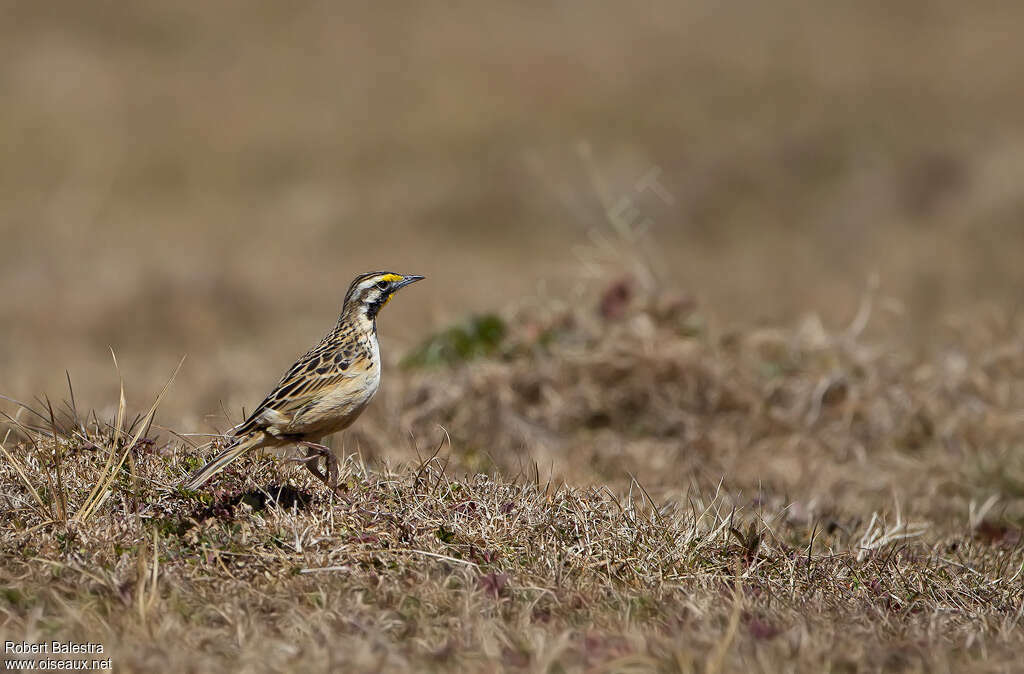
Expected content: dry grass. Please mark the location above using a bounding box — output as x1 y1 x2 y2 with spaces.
4 272 1024 673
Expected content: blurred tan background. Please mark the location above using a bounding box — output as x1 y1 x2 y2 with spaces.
3 0 1024 428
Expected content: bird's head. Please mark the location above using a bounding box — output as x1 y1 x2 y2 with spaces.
344 271 425 320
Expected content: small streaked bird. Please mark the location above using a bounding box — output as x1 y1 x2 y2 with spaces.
183 271 424 492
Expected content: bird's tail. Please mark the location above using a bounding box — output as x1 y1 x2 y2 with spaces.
182 432 267 490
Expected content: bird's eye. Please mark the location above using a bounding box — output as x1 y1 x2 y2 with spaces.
376 280 390 291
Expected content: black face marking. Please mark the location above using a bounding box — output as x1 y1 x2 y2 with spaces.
366 296 386 320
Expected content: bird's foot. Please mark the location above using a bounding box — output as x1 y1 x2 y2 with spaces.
294 441 342 494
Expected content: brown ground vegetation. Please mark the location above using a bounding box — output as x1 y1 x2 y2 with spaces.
3 275 1024 672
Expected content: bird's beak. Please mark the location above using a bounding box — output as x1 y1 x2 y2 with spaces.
394 275 425 290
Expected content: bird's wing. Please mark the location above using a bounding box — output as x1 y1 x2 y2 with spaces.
233 342 355 436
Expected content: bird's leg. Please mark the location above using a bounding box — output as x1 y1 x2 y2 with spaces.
285 453 327 485
284 443 329 484
296 441 339 491
326 451 339 489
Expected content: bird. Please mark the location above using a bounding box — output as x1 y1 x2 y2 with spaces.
183 271 424 492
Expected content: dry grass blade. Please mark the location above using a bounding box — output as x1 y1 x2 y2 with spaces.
65 370 86 438
44 398 68 522
76 349 129 523
0 437 49 519
111 348 128 456
705 582 743 674
0 392 52 427
136 530 160 623
73 355 185 523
